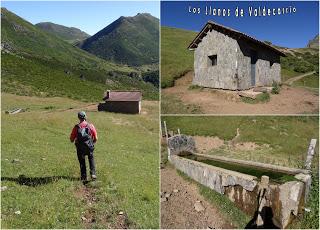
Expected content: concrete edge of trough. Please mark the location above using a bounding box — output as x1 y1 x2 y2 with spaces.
193 153 310 175
171 155 258 192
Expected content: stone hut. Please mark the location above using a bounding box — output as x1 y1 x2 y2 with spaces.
98 90 142 114
188 21 286 90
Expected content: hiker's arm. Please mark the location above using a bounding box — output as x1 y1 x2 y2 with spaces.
91 124 98 143
70 126 77 143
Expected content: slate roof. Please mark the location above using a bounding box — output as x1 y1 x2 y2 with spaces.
188 20 286 57
103 90 142 102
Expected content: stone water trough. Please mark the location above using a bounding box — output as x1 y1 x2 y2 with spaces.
167 134 317 228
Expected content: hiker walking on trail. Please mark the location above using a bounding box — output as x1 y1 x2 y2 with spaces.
70 111 98 182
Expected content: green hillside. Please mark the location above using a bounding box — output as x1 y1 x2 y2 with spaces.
161 26 197 88
280 48 319 83
79 13 159 66
35 22 90 44
1 8 158 101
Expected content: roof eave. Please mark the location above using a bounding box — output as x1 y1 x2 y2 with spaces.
188 21 287 57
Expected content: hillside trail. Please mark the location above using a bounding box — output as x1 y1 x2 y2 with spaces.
284 71 316 85
74 181 130 229
161 166 234 229
74 183 100 228
162 71 319 114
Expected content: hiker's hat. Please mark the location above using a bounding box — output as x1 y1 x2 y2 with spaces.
78 111 86 120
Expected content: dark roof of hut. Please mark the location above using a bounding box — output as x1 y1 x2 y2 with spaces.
103 90 142 102
188 21 286 57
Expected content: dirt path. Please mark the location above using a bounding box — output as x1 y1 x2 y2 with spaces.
74 182 130 229
284 71 316 85
161 166 233 229
162 71 319 114
74 184 99 228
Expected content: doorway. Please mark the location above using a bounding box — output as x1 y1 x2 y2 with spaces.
250 50 257 87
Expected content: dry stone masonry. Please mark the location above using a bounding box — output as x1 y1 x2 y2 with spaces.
188 21 285 90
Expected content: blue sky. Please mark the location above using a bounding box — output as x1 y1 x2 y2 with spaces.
2 1 160 35
161 1 319 48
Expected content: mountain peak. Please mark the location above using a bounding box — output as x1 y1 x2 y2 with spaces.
35 22 90 43
307 34 319 49
79 13 159 66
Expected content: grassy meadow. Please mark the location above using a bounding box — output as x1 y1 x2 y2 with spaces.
161 27 196 88
292 73 319 89
160 94 202 114
1 93 159 229
162 116 319 228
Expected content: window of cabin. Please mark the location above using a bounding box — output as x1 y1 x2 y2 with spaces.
208 55 217 66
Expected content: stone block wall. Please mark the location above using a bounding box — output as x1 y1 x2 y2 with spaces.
169 155 307 228
98 101 141 114
192 29 281 90
193 29 239 90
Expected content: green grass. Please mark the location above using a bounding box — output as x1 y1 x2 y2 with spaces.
281 68 301 82
241 92 270 104
188 85 203 90
289 153 319 229
1 94 159 228
176 170 250 228
292 73 319 89
161 27 197 88
161 93 202 114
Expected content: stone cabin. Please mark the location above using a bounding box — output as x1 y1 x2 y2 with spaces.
98 90 142 114
188 21 286 90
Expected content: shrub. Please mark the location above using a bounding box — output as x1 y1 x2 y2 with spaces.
242 92 270 104
256 92 270 102
271 81 280 94
188 85 203 90
43 105 55 110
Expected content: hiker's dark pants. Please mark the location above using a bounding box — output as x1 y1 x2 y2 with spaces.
76 144 96 180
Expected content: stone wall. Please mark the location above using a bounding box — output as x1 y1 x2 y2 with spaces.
193 29 239 90
98 101 141 114
193 29 281 90
169 154 307 228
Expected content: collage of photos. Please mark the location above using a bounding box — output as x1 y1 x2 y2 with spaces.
1 0 319 230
